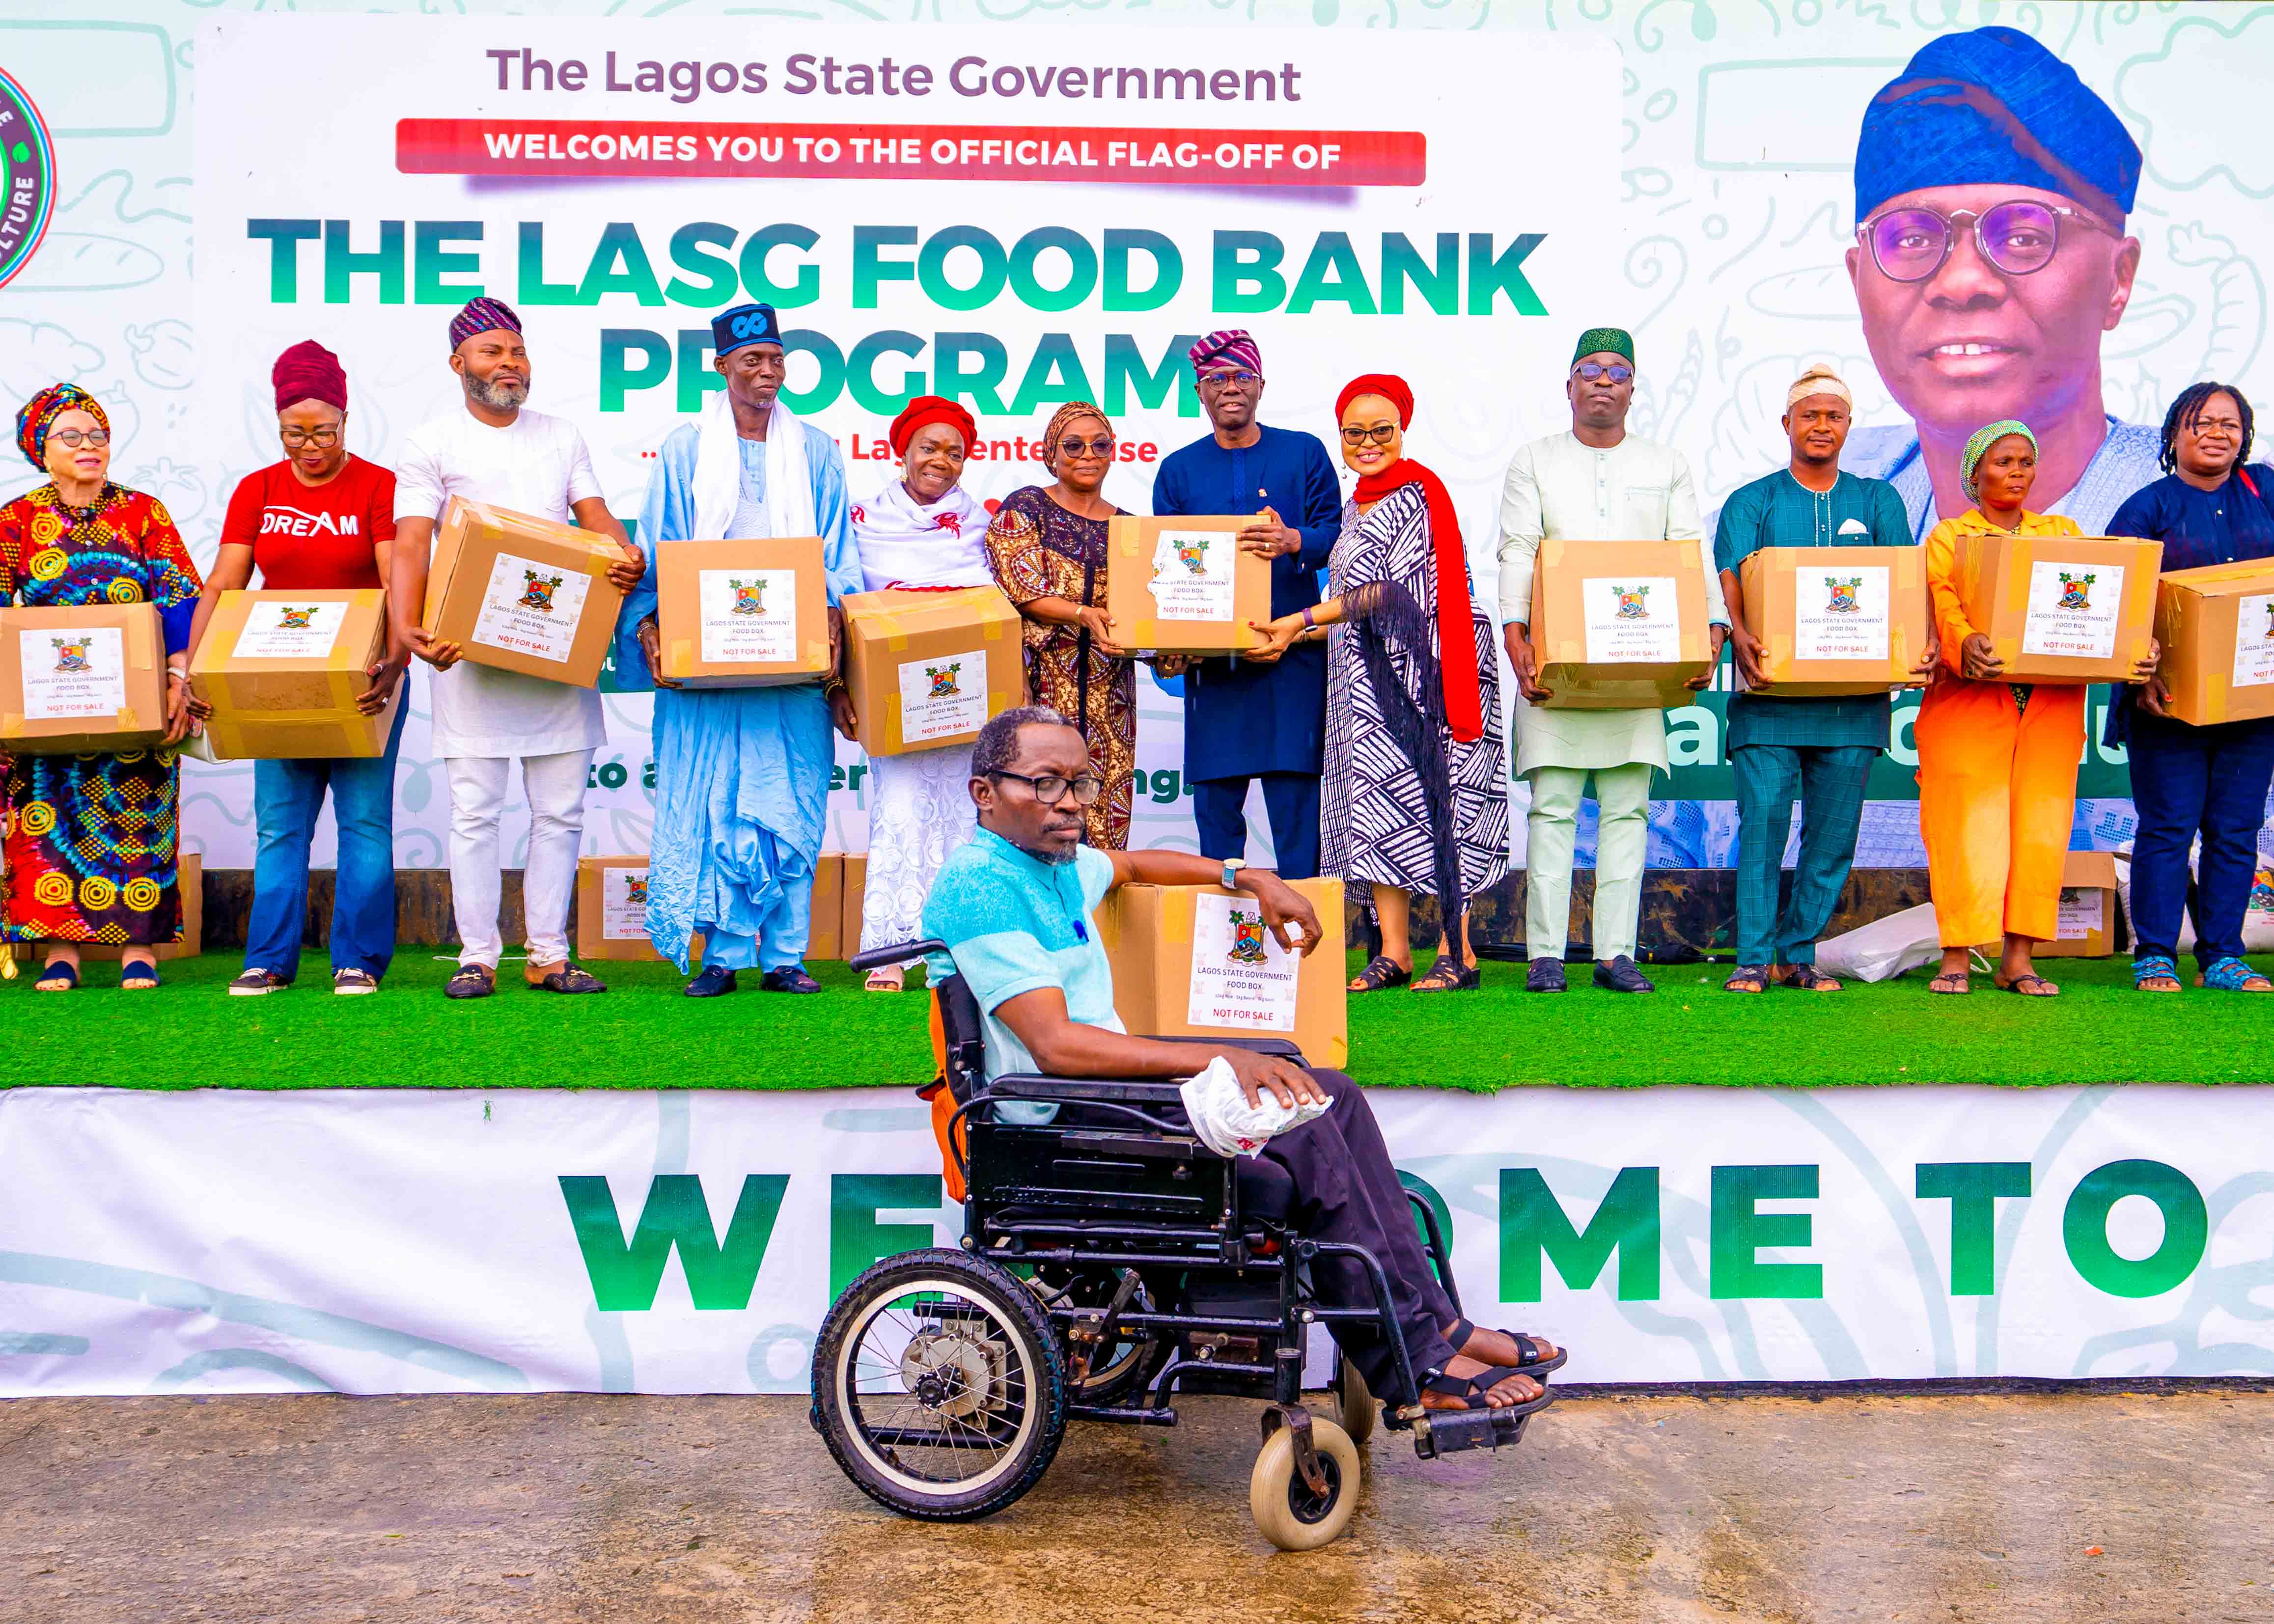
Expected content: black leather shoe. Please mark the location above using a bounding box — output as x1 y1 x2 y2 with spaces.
759 965 823 994
684 965 739 998
1592 954 1656 993
1525 957 1566 993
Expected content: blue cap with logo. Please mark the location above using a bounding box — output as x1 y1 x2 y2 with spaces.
711 303 783 358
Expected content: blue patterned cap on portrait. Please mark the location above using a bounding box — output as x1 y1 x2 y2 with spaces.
1854 25 2142 224
712 303 782 358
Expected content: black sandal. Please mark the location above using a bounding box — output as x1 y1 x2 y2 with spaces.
1447 1318 1569 1377
1348 954 1412 993
1782 964 1842 992
1412 956 1480 992
1724 963 1770 993
1423 1364 1546 1411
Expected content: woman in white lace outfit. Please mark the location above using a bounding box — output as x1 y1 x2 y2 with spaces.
833 396 992 991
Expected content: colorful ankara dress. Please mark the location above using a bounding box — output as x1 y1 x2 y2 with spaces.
0 484 201 945
1916 507 2089 948
985 486 1136 849
1713 468 1912 967
1320 483 1509 909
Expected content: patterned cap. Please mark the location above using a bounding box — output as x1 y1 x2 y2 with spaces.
448 297 523 352
1188 330 1262 377
1571 328 1635 368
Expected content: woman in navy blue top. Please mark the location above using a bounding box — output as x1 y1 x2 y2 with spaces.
2108 383 2274 993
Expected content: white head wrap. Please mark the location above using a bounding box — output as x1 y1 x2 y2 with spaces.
1785 364 1853 413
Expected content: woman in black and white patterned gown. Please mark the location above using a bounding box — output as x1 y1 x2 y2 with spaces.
1249 375 1507 991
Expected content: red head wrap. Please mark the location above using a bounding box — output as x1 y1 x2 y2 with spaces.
272 340 349 413
888 395 977 459
1333 372 1482 743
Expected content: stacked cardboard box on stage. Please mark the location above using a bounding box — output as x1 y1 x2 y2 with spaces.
1105 515 1274 656
0 602 167 756
2035 851 2121 959
653 536 831 688
1097 877 1347 1069
1737 546 1930 696
1529 538 1716 708
422 497 625 688
188 589 400 759
2153 559 2274 727
575 854 854 963
840 587 1021 756
1952 533 2162 684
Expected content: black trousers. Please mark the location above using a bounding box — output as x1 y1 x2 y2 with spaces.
1192 772 1323 881
1236 1068 1460 1395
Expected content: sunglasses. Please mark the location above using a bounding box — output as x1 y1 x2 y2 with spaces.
1857 199 2115 283
1339 424 1398 446
989 770 1104 807
1057 436 1115 459
1572 362 1634 384
49 429 110 449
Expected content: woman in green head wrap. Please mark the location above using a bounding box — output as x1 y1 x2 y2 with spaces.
1913 418 2156 997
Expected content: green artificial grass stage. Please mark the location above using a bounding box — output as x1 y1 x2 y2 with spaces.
2 949 2269 1091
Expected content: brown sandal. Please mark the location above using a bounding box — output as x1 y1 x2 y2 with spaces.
1348 954 1412 993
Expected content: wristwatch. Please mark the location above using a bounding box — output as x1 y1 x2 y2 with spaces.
1220 857 1247 891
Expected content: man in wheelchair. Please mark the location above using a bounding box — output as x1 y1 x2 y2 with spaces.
919 706 1561 1416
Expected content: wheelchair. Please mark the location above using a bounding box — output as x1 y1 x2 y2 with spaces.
809 939 1554 1551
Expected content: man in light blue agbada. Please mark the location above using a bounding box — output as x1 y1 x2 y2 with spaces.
616 302 860 995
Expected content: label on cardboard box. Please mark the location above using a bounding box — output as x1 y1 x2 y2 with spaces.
1794 565 1890 661
1581 576 1681 663
1185 891 1300 1032
2056 886 2105 940
1148 528 1237 621
696 567 798 664
18 627 127 720
471 550 591 664
600 865 652 941
897 647 988 743
234 600 350 661
2021 561 2124 660
2231 594 2274 688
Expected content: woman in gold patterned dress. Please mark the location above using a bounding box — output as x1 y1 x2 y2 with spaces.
983 401 1138 848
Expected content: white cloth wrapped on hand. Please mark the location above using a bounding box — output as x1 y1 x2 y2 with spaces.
1178 1054 1331 1159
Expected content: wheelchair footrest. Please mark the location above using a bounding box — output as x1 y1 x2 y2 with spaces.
1414 1393 1552 1460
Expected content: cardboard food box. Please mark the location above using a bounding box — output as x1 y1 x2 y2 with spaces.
13 853 204 964
1737 546 1930 697
807 852 845 962
840 587 1021 757
188 589 400 760
2153 559 2274 727
575 855 670 963
1096 877 1347 1070
1953 533 2161 685
1529 537 1715 709
839 853 867 960
654 536 830 688
2036 850 2120 959
0 602 167 756
1105 515 1274 655
422 496 626 688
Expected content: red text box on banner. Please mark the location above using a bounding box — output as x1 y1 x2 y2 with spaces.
395 120 1424 186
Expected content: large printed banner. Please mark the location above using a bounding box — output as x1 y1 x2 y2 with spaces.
7 6 2273 871
0 1084 2265 1395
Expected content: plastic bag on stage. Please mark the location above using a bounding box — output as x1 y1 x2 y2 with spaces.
1179 1055 1331 1160
1815 903 1944 983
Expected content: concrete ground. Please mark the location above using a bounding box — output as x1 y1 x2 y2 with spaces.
4 1388 2269 1623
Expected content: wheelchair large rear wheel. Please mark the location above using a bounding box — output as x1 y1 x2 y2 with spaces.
812 1247 1067 1522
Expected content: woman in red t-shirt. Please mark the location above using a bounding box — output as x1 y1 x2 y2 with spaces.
186 341 409 996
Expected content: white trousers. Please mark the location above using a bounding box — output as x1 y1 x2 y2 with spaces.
445 750 592 969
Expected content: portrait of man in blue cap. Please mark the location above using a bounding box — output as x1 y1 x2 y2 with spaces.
1843 26 2154 537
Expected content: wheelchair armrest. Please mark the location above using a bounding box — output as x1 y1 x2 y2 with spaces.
985 1074 1190 1105
1136 1033 1310 1065
849 938 947 974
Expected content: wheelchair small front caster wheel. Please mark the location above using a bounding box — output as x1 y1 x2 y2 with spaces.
1331 1354 1377 1448
1249 1415 1360 1551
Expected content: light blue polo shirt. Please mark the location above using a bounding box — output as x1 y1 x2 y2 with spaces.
923 828 1125 1118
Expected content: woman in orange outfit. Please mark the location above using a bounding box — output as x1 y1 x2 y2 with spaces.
1917 421 2157 996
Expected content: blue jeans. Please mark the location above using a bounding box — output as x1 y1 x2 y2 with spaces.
2127 709 2274 966
245 704 406 981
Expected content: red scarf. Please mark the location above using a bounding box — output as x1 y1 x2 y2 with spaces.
1352 458 1483 743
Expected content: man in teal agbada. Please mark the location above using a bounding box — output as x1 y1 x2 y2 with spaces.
1714 364 1932 992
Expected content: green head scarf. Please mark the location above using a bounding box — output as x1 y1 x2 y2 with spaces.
1570 327 1635 369
1961 419 2036 503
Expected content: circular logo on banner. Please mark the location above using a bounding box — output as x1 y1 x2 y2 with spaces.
0 68 57 291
